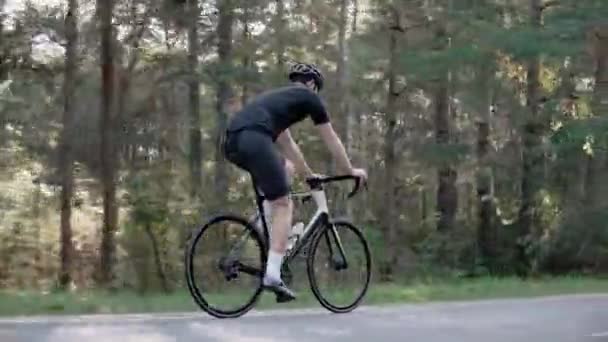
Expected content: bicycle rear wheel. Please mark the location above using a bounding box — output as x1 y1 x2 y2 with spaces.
185 214 266 318
307 219 372 313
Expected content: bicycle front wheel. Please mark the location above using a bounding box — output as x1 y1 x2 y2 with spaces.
185 214 266 318
307 219 372 313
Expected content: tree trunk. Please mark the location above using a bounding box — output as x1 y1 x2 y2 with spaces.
97 0 118 287
475 59 498 272
32 180 42 286
476 78 497 271
0 0 6 82
350 0 360 179
335 0 352 216
58 0 78 289
477 117 495 261
241 7 251 105
516 0 543 275
336 0 349 141
187 0 202 199
591 25 608 117
379 8 400 280
435 25 457 232
275 0 286 67
214 0 234 209
352 0 358 33
144 223 169 293
420 187 428 225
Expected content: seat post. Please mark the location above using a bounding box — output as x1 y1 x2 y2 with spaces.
251 177 270 243
252 178 264 209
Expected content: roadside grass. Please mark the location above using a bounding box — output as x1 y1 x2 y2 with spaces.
0 276 606 317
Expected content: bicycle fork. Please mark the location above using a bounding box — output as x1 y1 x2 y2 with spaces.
311 190 349 271
325 223 349 270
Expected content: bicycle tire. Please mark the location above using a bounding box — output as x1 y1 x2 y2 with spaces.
185 214 267 319
306 219 372 313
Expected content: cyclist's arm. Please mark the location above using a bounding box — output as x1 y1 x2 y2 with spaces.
315 122 354 174
276 129 315 178
301 90 353 174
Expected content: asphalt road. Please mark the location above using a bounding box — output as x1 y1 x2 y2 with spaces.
0 294 607 342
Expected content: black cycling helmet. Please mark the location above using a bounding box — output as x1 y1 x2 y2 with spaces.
288 62 324 91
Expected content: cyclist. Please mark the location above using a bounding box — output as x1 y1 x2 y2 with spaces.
223 62 368 302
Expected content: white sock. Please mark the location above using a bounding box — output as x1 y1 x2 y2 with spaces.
265 250 283 282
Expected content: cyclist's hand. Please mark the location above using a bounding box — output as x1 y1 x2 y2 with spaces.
308 172 326 180
350 168 368 183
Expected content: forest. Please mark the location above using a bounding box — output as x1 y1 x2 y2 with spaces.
0 0 607 302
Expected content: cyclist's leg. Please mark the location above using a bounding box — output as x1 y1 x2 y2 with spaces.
226 131 294 238
261 157 294 224
284 157 295 184
224 129 268 227
244 147 291 262
233 130 296 299
247 153 292 255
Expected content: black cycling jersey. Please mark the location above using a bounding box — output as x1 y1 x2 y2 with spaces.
226 85 330 141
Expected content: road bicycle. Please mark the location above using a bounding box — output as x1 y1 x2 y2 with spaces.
185 175 372 318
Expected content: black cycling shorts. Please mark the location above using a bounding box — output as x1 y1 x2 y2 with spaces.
223 129 289 201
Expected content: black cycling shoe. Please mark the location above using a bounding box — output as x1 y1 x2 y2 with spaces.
263 277 297 303
275 291 295 303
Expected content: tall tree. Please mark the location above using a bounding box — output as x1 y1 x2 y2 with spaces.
516 0 544 274
336 0 350 153
58 0 78 289
187 0 202 199
434 21 457 232
214 0 234 208
98 0 118 286
336 0 352 216
0 0 6 81
476 63 496 272
275 0 286 67
379 4 401 279
240 5 252 105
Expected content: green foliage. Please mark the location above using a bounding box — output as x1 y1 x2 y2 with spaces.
413 223 479 276
125 170 171 225
1 0 608 299
541 205 608 274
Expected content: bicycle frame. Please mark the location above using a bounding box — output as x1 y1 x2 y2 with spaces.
286 190 330 261
251 178 351 266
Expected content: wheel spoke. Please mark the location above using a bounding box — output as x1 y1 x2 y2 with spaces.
185 215 266 319
307 220 371 314
226 230 252 258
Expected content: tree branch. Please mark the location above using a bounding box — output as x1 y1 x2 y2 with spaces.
128 70 193 118
124 7 154 75
539 0 559 11
387 3 433 32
